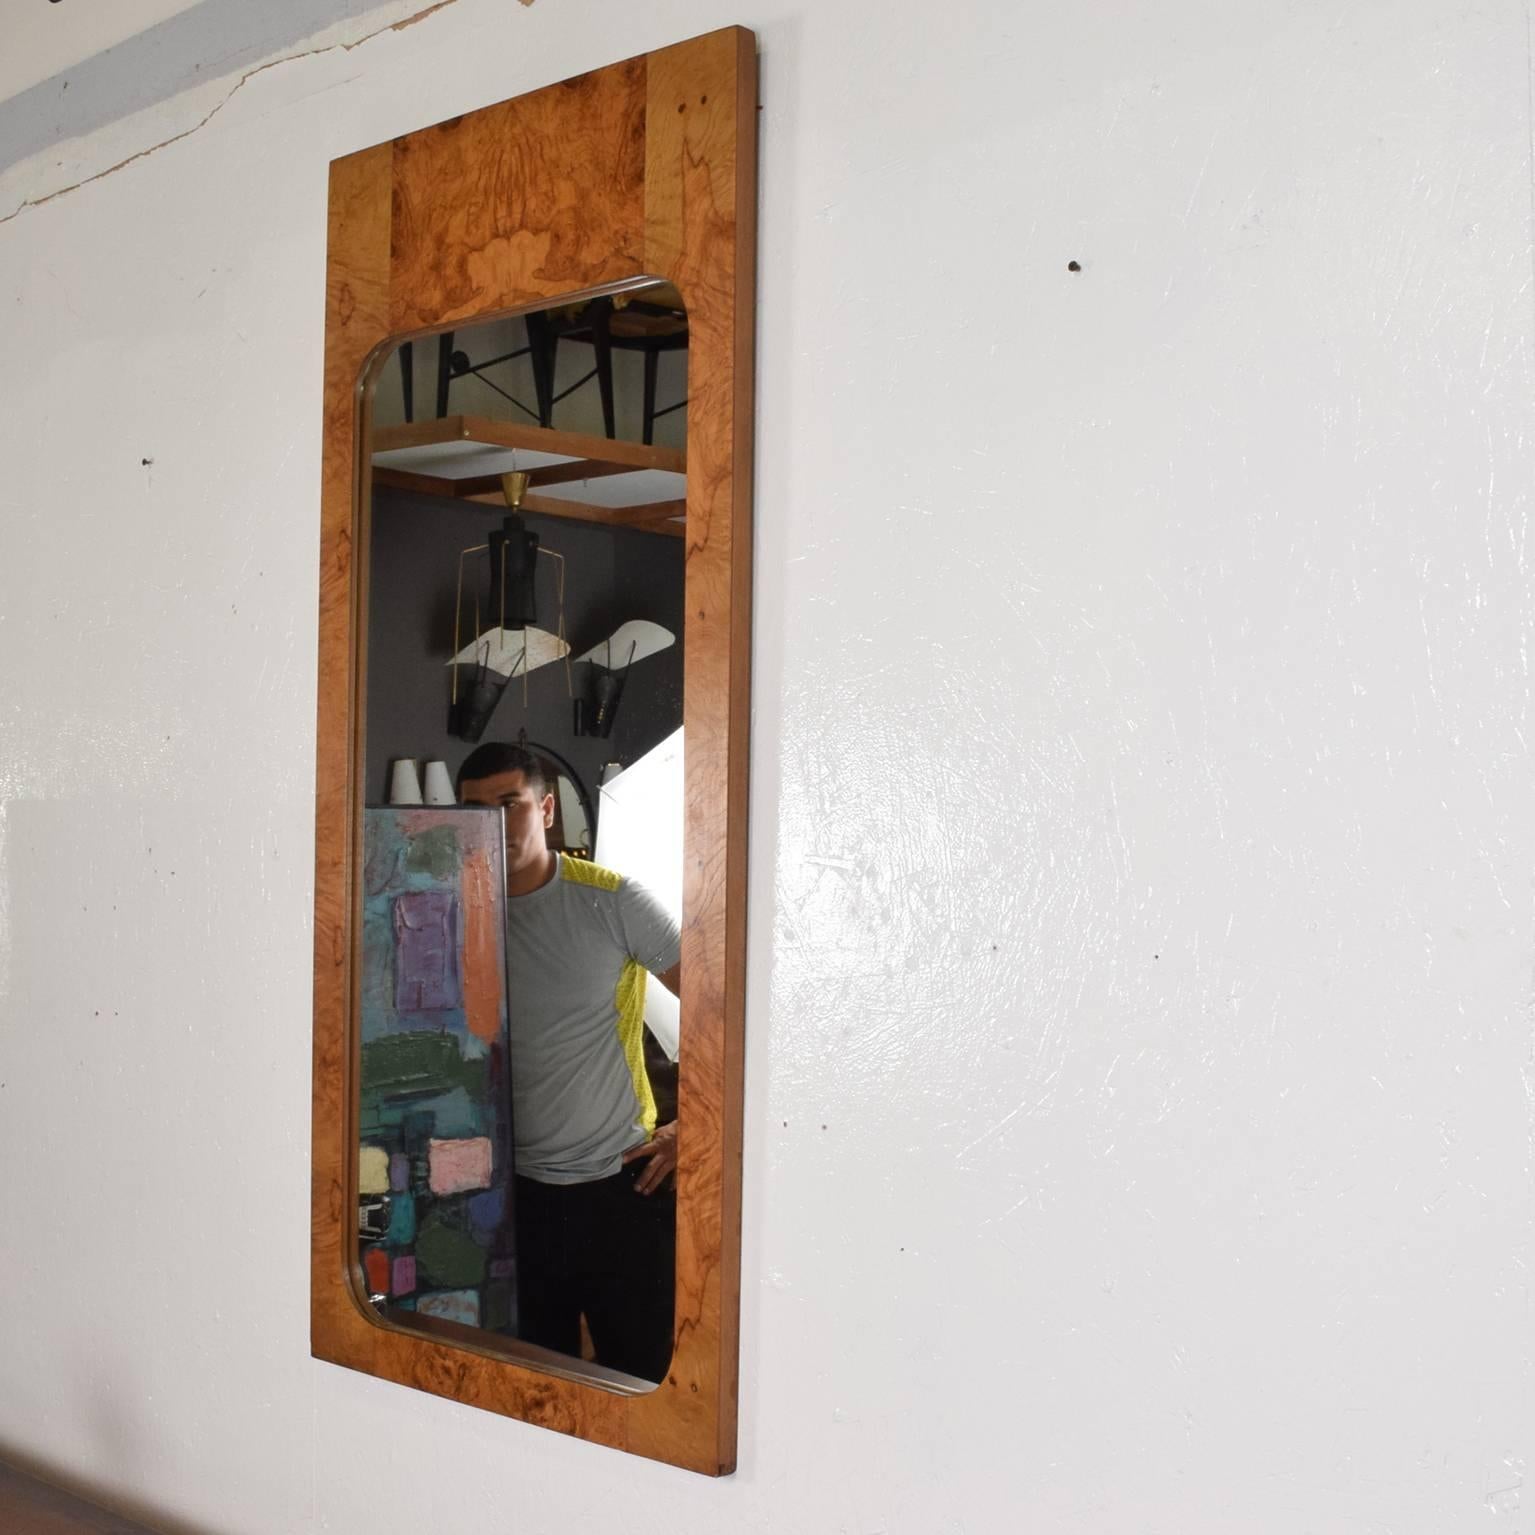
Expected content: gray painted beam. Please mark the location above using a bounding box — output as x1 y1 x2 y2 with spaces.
0 0 412 177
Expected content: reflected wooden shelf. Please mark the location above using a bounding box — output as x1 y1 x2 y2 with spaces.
372 414 686 537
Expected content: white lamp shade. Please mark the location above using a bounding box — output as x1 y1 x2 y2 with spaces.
574 620 675 669
447 625 569 679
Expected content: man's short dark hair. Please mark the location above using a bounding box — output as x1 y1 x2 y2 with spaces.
455 742 548 796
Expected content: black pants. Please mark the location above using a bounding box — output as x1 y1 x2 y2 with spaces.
512 1164 675 1382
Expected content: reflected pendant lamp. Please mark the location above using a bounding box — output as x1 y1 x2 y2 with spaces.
486 472 539 629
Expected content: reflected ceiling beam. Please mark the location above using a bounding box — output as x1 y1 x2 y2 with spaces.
371 470 686 538
372 415 687 537
438 461 638 498
373 414 686 474
371 467 463 498
469 490 687 538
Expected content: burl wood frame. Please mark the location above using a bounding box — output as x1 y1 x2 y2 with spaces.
311 29 755 1475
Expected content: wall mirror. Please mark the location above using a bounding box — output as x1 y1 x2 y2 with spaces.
359 298 687 1381
311 29 755 1475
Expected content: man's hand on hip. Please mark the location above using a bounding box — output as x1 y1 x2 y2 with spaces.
622 1120 677 1195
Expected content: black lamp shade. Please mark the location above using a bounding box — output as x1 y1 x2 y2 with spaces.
486 514 539 629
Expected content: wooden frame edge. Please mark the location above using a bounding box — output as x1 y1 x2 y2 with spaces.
310 28 756 1477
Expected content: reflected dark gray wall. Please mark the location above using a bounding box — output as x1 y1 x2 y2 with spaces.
364 487 684 816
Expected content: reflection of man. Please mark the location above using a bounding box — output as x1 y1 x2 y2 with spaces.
457 742 680 1382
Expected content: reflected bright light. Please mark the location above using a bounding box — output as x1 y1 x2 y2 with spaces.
596 727 683 1059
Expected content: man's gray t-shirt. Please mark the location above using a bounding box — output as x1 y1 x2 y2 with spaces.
504 854 681 1184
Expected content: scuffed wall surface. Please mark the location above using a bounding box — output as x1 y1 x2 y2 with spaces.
0 1 1530 1531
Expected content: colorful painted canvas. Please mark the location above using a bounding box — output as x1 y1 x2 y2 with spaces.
358 807 517 1336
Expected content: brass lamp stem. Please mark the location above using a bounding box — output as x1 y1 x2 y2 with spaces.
501 470 530 510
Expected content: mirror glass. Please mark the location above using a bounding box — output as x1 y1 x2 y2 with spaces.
355 283 688 1387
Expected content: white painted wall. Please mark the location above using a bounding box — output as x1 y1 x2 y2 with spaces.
1 2 1531 1531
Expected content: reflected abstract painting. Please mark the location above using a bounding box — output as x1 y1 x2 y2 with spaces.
358 807 517 1335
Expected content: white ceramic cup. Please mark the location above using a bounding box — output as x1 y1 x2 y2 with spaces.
423 760 455 806
388 758 424 806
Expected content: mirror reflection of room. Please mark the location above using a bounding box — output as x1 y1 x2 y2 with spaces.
356 285 688 1385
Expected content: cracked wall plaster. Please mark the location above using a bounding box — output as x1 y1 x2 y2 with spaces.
0 0 507 179
0 0 477 227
